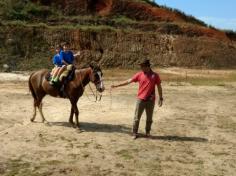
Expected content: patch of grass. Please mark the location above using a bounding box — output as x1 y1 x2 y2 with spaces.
162 72 236 86
42 160 62 166
115 149 134 160
78 24 116 32
229 73 236 80
217 117 236 132
4 159 39 176
112 15 137 24
2 20 118 32
188 78 226 86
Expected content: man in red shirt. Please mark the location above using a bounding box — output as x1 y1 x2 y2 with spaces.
111 59 163 139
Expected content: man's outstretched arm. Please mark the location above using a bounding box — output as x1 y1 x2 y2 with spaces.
111 79 132 88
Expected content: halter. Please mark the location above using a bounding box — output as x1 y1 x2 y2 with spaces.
79 68 103 102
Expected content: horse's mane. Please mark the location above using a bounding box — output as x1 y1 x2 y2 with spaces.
76 62 100 71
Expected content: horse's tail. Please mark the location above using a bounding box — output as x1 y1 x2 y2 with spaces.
28 73 37 101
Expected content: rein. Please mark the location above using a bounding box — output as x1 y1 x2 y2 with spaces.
109 83 113 110
88 83 102 102
79 70 102 102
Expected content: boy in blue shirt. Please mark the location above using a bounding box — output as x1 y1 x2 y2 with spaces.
51 42 80 85
60 42 75 65
50 45 66 84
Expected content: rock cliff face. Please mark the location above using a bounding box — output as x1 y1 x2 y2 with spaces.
1 25 236 70
0 0 236 70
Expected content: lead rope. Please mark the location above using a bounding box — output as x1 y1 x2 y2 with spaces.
109 81 113 110
79 71 92 102
88 83 98 102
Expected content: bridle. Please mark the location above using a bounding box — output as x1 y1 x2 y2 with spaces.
79 68 103 102
91 69 103 101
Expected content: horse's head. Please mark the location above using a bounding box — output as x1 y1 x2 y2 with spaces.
89 63 105 93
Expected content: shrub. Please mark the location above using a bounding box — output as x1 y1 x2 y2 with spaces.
0 0 58 21
224 30 236 41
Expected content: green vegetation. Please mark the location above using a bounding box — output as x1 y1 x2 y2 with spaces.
0 0 61 21
112 15 137 24
116 149 134 160
163 72 236 86
4 159 35 176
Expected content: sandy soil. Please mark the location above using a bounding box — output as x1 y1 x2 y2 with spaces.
0 69 236 176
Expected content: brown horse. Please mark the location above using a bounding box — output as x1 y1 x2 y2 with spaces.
28 64 105 128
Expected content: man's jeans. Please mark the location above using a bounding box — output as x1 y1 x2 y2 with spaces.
133 99 155 134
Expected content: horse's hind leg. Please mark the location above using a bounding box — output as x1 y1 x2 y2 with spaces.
70 102 80 129
30 100 37 122
74 104 80 129
39 102 47 123
31 94 46 123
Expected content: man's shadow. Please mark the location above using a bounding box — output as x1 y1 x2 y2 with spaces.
137 134 208 142
47 121 208 142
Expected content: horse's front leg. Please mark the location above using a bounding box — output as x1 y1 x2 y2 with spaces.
69 106 74 126
74 104 80 129
39 102 47 123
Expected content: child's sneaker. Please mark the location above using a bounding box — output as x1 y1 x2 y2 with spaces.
49 80 54 85
53 77 59 83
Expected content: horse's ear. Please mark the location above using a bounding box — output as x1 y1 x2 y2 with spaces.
89 63 94 69
89 61 97 69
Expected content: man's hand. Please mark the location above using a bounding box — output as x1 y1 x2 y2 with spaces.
74 51 81 57
111 85 116 89
158 97 163 107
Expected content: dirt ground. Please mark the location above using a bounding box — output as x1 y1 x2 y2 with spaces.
0 68 236 176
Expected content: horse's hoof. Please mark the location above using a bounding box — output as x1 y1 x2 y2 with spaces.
42 120 48 124
30 118 34 122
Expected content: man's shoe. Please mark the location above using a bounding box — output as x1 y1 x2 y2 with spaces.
132 133 138 140
145 133 151 138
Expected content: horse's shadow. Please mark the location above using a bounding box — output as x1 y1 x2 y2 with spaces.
47 121 131 134
46 121 208 142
